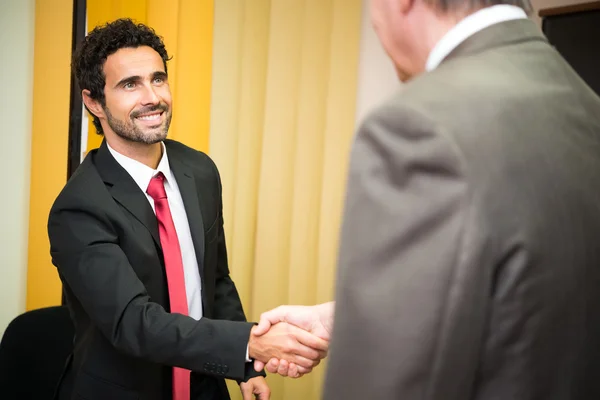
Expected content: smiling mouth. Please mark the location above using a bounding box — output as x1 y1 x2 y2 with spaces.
135 112 163 122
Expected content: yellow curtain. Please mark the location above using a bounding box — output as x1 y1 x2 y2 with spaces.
85 0 214 153
26 0 73 310
210 1 363 398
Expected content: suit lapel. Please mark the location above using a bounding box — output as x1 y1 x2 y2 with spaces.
169 155 206 276
93 141 161 247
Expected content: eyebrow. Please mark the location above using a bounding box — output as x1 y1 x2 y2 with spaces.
114 71 168 89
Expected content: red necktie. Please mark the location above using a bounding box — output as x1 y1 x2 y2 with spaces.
147 172 190 400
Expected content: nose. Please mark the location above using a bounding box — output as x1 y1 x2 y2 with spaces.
140 84 160 105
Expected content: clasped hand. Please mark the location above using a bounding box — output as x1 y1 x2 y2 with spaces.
249 303 334 378
248 321 327 378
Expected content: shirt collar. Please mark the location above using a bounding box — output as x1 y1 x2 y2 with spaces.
425 5 527 71
106 141 175 193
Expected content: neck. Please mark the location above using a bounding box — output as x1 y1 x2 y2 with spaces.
394 6 471 79
105 134 163 169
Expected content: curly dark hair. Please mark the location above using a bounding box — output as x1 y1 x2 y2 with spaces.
73 18 171 134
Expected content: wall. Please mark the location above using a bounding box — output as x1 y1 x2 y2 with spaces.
354 0 400 125
531 0 586 25
0 0 35 334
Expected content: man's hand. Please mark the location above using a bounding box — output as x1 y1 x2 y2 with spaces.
252 302 335 377
253 302 334 339
248 322 328 371
239 376 270 400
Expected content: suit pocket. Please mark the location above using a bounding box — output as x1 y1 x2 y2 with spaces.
73 371 139 400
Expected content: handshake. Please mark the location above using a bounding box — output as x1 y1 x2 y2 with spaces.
247 302 334 378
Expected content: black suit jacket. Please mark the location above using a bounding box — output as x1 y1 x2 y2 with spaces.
48 140 263 400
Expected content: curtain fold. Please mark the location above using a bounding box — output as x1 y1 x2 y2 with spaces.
211 1 362 398
26 0 73 310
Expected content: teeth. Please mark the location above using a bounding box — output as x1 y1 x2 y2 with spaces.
137 113 161 121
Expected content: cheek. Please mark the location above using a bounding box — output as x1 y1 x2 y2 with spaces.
105 93 139 118
371 16 395 55
370 0 391 32
159 87 173 106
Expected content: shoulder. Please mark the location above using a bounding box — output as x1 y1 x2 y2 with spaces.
164 139 219 174
358 48 535 159
49 151 109 217
353 82 469 192
163 139 224 196
358 85 459 160
164 139 214 165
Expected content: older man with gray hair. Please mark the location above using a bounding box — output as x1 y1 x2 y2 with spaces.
253 0 600 398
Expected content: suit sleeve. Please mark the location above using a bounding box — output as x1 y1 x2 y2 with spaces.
209 159 266 382
324 103 490 399
48 197 253 381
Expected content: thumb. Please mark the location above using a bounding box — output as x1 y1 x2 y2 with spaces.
254 360 265 372
253 319 271 336
253 307 287 336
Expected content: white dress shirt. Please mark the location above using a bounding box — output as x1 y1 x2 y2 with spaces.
107 142 203 320
426 5 527 72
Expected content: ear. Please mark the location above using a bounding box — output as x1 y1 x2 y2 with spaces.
398 0 415 14
81 89 106 120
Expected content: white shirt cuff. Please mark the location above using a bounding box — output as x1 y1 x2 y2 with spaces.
246 344 251 362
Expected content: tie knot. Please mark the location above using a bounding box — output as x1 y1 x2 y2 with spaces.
147 172 167 200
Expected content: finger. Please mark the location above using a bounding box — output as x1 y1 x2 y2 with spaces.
287 362 302 378
288 341 324 364
257 387 272 400
286 354 320 369
293 328 329 352
253 379 271 400
254 360 265 372
276 359 289 376
240 383 253 400
317 349 329 359
253 319 272 336
296 365 312 375
253 307 287 336
265 358 280 374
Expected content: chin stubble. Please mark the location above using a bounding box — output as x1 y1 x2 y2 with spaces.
104 104 172 145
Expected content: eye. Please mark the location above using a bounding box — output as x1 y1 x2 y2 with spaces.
123 82 136 89
153 76 165 84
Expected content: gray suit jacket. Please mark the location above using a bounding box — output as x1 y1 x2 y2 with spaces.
324 19 600 400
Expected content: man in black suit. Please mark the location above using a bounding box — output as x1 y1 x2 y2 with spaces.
48 19 327 400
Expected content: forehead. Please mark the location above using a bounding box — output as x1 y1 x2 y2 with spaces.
103 46 165 82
